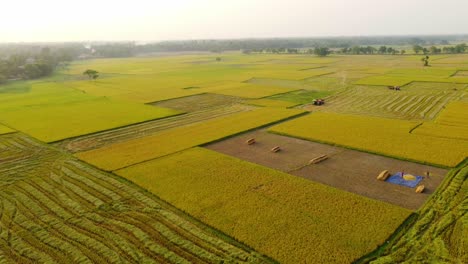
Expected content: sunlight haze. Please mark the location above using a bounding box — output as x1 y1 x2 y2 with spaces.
2 0 468 42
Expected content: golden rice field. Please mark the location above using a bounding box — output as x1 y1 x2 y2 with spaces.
412 101 468 140
0 133 271 263
0 124 14 135
116 147 412 264
77 107 305 171
2 52 468 263
269 112 468 167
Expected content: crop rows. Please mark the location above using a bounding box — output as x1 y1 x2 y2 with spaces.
319 83 466 120
56 104 253 153
0 133 271 263
116 147 411 264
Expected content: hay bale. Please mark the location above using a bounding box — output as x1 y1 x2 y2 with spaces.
403 174 416 181
271 146 281 153
377 170 390 181
246 138 256 145
415 185 425 193
309 155 328 164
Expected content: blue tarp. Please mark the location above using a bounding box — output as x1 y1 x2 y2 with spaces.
386 173 423 188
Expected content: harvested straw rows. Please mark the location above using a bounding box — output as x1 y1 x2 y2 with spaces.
0 133 271 263
318 82 466 120
56 104 253 153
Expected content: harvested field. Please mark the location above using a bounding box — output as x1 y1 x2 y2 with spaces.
206 130 447 210
116 147 411 264
311 82 467 120
56 104 254 153
0 133 272 263
150 93 244 112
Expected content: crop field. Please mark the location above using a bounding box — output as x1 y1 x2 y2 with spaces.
0 133 271 263
2 52 468 263
0 124 14 135
412 101 468 140
369 163 467 264
76 107 305 171
206 129 448 210
244 98 298 108
312 82 467 120
270 112 468 167
56 104 254 153
210 83 299 98
116 147 412 264
151 93 244 112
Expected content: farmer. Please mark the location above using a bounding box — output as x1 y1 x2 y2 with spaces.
425 171 430 179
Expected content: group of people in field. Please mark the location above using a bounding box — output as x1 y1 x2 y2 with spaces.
388 86 401 90
399 170 431 179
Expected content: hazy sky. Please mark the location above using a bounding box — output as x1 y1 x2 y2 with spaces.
1 0 467 42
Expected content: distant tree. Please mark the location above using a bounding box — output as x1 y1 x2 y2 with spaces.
215 57 221 61
313 47 330 57
387 47 395 54
413 45 424 54
430 46 441 54
83 69 99 80
378 46 387 54
400 50 406 55
454 43 467 53
422 47 429 54
421 56 430 67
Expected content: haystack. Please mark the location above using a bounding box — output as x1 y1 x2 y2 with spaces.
377 170 390 181
271 146 281 153
415 185 425 193
309 155 328 164
246 138 256 145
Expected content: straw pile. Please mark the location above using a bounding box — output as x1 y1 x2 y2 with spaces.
415 185 425 193
271 146 281 153
246 138 256 145
309 155 328 164
377 170 390 181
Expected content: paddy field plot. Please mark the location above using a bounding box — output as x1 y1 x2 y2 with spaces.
244 98 298 108
412 101 468 140
312 82 466 120
0 133 271 264
210 83 299 99
76 108 306 171
206 129 448 210
0 124 14 135
269 112 468 167
151 93 244 112
0 97 180 143
56 103 254 153
116 147 412 264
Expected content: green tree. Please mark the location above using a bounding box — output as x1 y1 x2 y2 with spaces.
421 56 430 67
378 46 387 54
83 69 99 80
313 47 330 57
413 45 424 54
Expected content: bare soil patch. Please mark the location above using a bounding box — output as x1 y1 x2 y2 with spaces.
206 129 447 210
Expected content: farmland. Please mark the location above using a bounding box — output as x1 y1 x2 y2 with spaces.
270 112 468 167
76 107 306 171
0 133 271 263
116 147 412 264
1 52 468 263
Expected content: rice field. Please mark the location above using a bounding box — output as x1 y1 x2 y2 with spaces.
2 52 468 263
116 147 412 264
412 101 468 140
0 133 272 263
76 108 306 171
269 112 468 167
56 104 254 153
0 124 14 135
370 163 468 264
314 82 466 120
